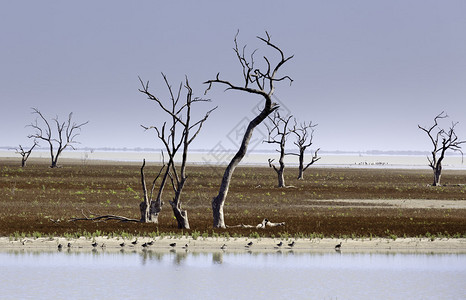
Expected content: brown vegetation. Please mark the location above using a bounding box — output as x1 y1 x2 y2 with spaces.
0 159 465 238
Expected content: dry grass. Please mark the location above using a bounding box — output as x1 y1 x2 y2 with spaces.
1 159 465 238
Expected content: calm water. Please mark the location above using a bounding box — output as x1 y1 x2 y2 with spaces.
1 250 465 300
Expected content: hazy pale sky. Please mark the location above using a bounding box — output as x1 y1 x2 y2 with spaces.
1 1 465 153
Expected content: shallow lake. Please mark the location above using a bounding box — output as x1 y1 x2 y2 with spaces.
1 249 465 299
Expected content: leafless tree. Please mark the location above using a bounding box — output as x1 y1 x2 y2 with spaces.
418 111 465 186
15 141 38 167
27 108 88 168
264 111 293 187
289 119 320 180
140 74 216 229
204 31 293 228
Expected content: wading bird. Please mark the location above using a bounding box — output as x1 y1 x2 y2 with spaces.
335 242 342 251
91 242 98 248
288 241 295 248
221 244 227 250
246 241 253 247
131 239 138 245
170 243 176 248
276 241 283 247
120 242 125 247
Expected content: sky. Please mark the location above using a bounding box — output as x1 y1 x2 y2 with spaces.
1 0 465 154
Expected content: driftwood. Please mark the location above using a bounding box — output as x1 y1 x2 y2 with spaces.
226 218 285 229
68 210 140 223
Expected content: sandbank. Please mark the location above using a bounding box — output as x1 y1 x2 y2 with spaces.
1 236 465 254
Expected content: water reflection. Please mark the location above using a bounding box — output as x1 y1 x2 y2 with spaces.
1 249 465 299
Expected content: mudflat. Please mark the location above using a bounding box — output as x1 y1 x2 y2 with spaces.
1 236 465 254
0 159 465 239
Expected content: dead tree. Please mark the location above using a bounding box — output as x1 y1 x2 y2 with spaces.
28 108 88 168
289 119 320 180
140 74 216 229
139 157 167 223
418 111 465 186
264 111 293 187
204 31 293 228
15 141 38 167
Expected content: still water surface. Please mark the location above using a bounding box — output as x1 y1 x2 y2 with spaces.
1 250 465 300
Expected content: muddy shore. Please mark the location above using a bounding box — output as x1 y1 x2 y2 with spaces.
2 236 465 254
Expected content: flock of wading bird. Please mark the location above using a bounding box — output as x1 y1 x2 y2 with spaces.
57 240 344 252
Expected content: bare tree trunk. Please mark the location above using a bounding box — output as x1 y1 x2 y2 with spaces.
169 178 190 229
212 107 276 228
139 200 162 223
139 159 166 223
277 165 285 187
268 157 286 188
277 137 287 188
170 198 190 229
297 148 320 180
140 159 150 222
51 155 58 168
297 151 304 180
205 31 293 228
433 163 442 186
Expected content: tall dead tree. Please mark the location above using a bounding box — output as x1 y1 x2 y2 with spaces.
15 141 38 167
140 74 216 229
28 108 88 168
418 111 465 186
264 111 293 187
204 31 293 228
289 119 320 180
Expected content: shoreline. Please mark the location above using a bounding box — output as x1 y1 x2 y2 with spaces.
2 236 465 254
2 151 465 170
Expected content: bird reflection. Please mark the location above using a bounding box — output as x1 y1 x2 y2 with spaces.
212 252 223 264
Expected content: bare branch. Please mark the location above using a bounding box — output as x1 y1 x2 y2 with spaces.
303 148 321 171
204 31 293 100
140 73 215 229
